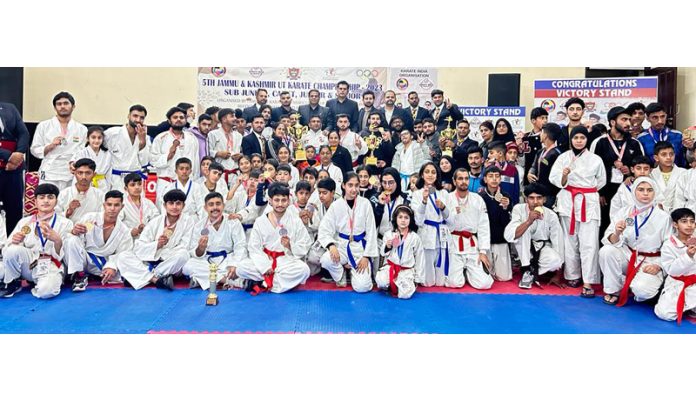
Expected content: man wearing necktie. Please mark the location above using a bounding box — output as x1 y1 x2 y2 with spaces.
429 89 463 132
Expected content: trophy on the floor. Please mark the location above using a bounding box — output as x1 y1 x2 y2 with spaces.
365 123 383 166
206 259 219 306
440 116 456 158
288 113 308 161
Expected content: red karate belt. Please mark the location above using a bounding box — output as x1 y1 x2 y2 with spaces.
387 260 405 296
158 176 175 183
673 274 696 325
34 254 61 269
451 230 476 252
565 186 597 235
617 246 661 307
0 140 17 168
250 248 286 296
224 168 239 184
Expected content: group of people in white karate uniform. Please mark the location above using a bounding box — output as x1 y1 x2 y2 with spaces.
2 89 696 327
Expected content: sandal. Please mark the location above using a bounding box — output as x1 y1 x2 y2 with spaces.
566 279 582 288
580 286 595 298
603 294 619 305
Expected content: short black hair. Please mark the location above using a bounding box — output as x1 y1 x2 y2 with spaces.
249 169 262 179
277 164 292 174
524 183 548 197
654 140 674 155
268 182 291 198
407 91 418 97
218 108 235 121
564 97 585 109
630 155 653 169
430 89 444 97
484 166 502 176
176 102 194 110
204 192 223 203
488 141 506 152
422 117 435 125
626 102 646 114
163 189 187 203
166 106 186 120
205 106 220 116
35 183 60 196
317 177 336 192
252 114 265 123
362 90 375 98
542 123 562 142
201 155 215 165
467 146 484 158
175 157 192 168
74 158 96 171
234 109 244 119
295 180 312 193
530 107 549 120
646 102 666 116
104 190 124 202
303 167 318 179
198 113 212 123
279 91 291 97
124 172 143 186
208 162 224 173
256 88 268 95
589 113 600 120
129 104 147 116
265 158 279 169
671 208 696 222
336 80 349 88
53 91 75 106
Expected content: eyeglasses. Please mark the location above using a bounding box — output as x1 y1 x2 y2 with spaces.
381 180 396 185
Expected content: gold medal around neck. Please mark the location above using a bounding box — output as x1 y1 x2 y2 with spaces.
368 176 378 187
21 225 31 235
494 191 503 202
164 228 174 238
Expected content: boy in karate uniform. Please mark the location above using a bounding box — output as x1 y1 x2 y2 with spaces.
57 158 104 223
63 190 132 291
150 107 200 195
208 108 244 186
115 189 195 290
0 184 73 298
157 157 205 220
319 172 378 292
307 178 337 276
119 172 160 239
599 177 672 305
184 192 247 290
650 141 685 213
504 183 564 289
655 208 696 323
228 182 311 294
104 104 150 190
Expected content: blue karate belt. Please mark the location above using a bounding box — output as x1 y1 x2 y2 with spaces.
338 232 373 270
87 252 107 271
242 223 254 231
424 219 450 276
147 260 162 272
112 168 147 180
206 250 228 264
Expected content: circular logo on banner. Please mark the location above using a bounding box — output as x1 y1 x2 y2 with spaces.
356 69 380 78
419 78 434 90
249 67 264 78
541 99 556 112
396 78 409 90
210 67 226 77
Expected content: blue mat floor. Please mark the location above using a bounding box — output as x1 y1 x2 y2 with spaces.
0 288 694 334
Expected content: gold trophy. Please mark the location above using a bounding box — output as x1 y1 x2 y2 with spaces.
440 116 457 158
288 113 308 161
365 123 383 166
206 261 219 306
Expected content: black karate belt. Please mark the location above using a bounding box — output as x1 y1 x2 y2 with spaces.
529 240 550 287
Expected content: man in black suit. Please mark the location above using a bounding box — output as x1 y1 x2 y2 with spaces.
429 89 463 131
380 90 410 132
242 89 269 123
405 91 429 131
451 119 479 170
357 90 384 132
271 91 297 123
298 89 328 127
241 115 271 159
325 80 359 132
0 102 30 235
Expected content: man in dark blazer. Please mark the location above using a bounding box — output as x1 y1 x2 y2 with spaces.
298 89 328 127
357 90 384 132
429 88 463 131
379 90 411 132
242 89 269 123
241 115 272 159
271 91 297 123
0 102 30 235
325 80 359 132
405 91 430 131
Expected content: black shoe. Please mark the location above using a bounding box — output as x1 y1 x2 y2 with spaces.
319 269 333 283
0 280 22 298
566 279 582 288
244 280 264 292
71 272 88 292
155 276 174 291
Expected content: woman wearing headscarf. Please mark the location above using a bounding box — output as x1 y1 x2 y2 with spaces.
549 126 606 298
492 118 515 144
598 176 671 306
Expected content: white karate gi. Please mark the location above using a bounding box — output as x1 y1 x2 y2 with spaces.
340 131 368 163
103 125 150 190
207 128 243 185
655 236 696 322
56 185 105 223
63 212 131 278
115 214 195 289
70 147 113 191
317 163 344 196
2 214 73 298
413 188 453 287
225 189 261 242
30 117 88 189
183 217 247 290
0 214 6 282
150 130 200 195
504 204 563 276
318 197 378 292
651 166 685 213
235 211 311 293
549 149 606 284
302 129 328 150
444 191 494 289
610 181 665 222
674 168 696 211
157 178 206 220
306 201 332 275
599 202 671 301
375 230 424 299
118 196 160 234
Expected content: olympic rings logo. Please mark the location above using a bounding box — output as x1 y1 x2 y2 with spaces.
355 69 380 78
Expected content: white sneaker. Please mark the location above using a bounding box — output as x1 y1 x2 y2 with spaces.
336 269 348 288
518 270 534 289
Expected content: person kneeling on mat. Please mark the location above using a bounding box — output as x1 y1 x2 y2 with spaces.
376 205 423 299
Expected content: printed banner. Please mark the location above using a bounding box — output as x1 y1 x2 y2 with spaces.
459 106 526 143
387 68 438 109
534 77 658 127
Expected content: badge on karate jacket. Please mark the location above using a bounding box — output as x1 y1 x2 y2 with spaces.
610 167 624 184
439 225 449 246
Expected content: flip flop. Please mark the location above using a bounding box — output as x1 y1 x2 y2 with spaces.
603 294 619 305
580 287 595 298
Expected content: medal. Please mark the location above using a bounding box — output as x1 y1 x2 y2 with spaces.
278 227 288 237
494 191 503 202
392 235 401 248
85 222 95 231
624 217 634 227
368 176 378 187
428 185 436 195
687 237 696 247
21 225 31 235
534 206 544 215
200 228 209 236
306 204 316 213
164 228 174 238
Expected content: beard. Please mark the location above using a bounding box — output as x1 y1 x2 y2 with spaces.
128 120 139 129
171 122 186 131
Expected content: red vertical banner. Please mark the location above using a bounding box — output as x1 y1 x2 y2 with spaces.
23 171 39 216
144 173 158 203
